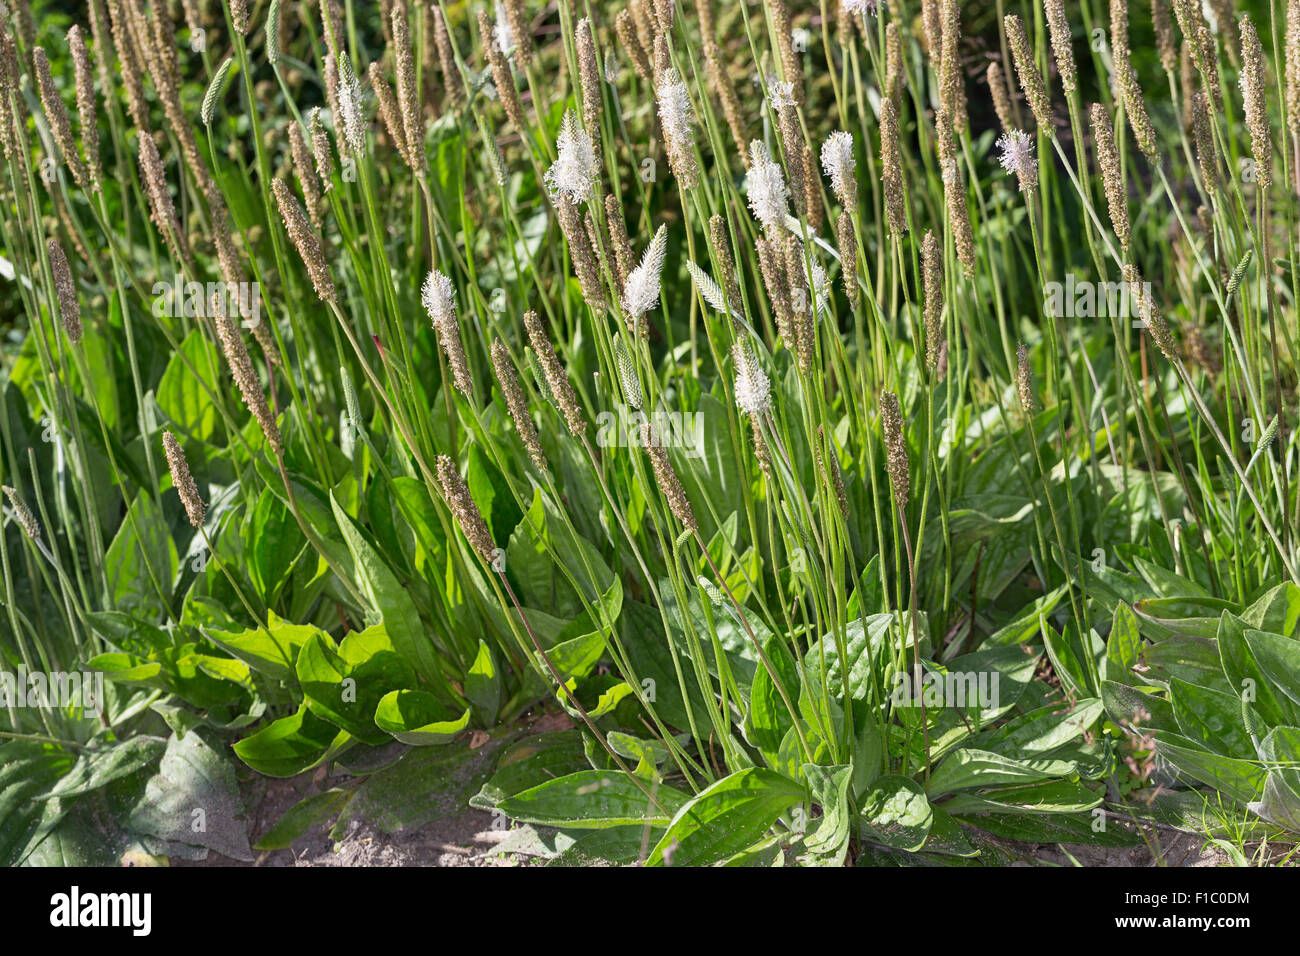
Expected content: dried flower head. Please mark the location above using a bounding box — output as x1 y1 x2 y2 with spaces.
1016 343 1034 412
163 430 205 527
880 99 907 235
491 340 547 471
34 47 89 188
1044 0 1076 96
432 5 464 109
921 230 942 372
1288 0 1300 140
936 112 976 278
642 424 697 532
392 2 422 169
2 485 40 540
273 178 334 301
880 392 909 506
576 18 602 148
988 62 1015 134
1240 15 1272 191
1153 0 1178 74
1090 102 1129 251
837 212 859 307
437 455 496 563
1123 265 1177 361
708 213 743 321
288 121 323 228
939 0 966 129
545 110 601 205
1114 57 1160 163
523 310 586 436
481 9 526 137
504 0 532 69
47 238 82 344
67 26 100 191
215 312 283 454
137 134 190 265
1004 14 1053 129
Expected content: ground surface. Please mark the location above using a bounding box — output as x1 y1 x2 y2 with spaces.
168 742 1238 868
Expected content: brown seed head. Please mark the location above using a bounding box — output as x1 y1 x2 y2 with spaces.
491 340 547 471
523 310 587 437
272 178 334 301
1044 0 1076 96
1016 343 1034 412
642 423 697 532
1090 102 1129 251
1004 14 1053 129
34 47 89 188
837 211 859 308
1240 15 1272 191
163 430 205 527
880 98 907 236
921 230 942 371
880 391 909 506
215 312 283 454
47 238 82 344
68 26 101 191
576 18 602 149
2 485 40 540
437 455 496 563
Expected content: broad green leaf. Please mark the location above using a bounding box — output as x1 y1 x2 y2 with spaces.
374 690 471 745
501 770 690 830
127 731 253 861
105 492 177 619
745 631 800 765
858 775 933 851
205 611 323 682
646 768 806 866
156 328 220 442
1244 629 1300 708
927 749 1075 797
1169 678 1253 758
465 639 502 726
331 492 448 692
1153 731 1267 804
254 788 353 850
1106 602 1142 685
296 624 417 745
233 704 348 777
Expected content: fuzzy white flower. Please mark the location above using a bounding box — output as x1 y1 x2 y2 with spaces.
746 140 791 233
622 224 669 318
996 129 1038 191
657 68 697 184
544 110 601 204
820 130 856 206
492 0 515 55
844 0 883 15
421 269 456 328
336 55 367 154
733 343 771 416
768 79 797 111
